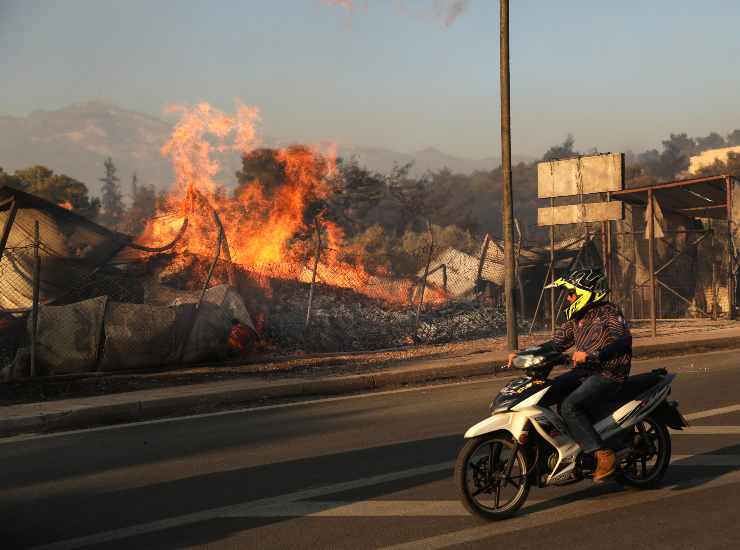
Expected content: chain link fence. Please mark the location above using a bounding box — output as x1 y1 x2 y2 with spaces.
1 210 518 379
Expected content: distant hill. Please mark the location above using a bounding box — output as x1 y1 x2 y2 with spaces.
0 102 173 198
336 145 532 177
0 102 534 197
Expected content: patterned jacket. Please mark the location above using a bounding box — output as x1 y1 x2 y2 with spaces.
547 301 632 383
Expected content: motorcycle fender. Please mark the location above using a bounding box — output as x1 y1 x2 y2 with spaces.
464 412 528 439
652 400 689 430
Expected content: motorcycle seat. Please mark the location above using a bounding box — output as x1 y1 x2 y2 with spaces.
588 372 666 419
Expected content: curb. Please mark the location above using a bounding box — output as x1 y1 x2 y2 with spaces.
1 335 739 438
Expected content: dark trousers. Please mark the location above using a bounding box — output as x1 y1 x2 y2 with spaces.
549 370 622 453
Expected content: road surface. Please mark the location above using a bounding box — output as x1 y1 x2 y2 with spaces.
2 349 740 549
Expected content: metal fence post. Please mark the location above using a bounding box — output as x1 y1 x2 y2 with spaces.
648 189 657 337
31 221 41 377
0 199 18 265
726 176 735 319
549 203 555 335
178 216 223 363
305 218 322 329
414 220 434 336
476 233 491 293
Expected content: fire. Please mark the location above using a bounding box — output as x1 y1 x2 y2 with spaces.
139 101 446 305
57 201 73 210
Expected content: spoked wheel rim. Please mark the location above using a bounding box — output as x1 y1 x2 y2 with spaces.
463 438 527 513
619 417 668 483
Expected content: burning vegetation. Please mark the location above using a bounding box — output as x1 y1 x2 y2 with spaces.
125 101 469 353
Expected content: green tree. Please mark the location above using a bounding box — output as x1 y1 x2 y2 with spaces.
328 159 387 235
99 157 123 228
122 173 157 235
543 134 576 161
695 132 726 151
0 166 25 190
236 147 285 191
345 224 396 274
10 165 100 219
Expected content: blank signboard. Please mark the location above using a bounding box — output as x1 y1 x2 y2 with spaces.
538 201 624 226
538 153 624 199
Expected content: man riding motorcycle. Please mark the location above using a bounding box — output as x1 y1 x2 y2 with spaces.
508 267 632 482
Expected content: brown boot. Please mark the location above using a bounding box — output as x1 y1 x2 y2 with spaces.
593 449 616 482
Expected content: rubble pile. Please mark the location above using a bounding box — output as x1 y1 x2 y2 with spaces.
260 277 507 352
415 300 508 345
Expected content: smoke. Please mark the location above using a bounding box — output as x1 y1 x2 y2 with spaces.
435 0 471 27
322 0 472 28
321 0 355 11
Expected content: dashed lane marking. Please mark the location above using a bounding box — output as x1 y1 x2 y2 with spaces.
380 467 740 550
28 453 740 549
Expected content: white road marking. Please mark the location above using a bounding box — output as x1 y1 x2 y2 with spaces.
380 468 740 550
29 453 740 549
684 403 740 421
29 461 454 550
244 455 740 518
673 426 740 435
251 500 472 517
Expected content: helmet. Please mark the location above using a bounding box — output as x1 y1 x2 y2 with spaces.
545 267 609 320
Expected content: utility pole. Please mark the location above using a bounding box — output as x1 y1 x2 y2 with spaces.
500 0 518 350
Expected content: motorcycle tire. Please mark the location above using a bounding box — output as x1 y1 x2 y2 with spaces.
455 433 530 521
615 415 671 489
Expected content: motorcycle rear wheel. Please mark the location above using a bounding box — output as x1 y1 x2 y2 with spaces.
615 415 671 489
455 433 530 521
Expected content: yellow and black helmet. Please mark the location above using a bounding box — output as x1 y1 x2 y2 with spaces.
545 267 609 320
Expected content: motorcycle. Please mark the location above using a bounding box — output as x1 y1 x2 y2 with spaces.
454 347 689 520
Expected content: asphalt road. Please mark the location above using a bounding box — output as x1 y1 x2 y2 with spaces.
2 349 740 549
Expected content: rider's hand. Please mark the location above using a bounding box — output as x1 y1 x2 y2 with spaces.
572 350 589 366
507 352 517 369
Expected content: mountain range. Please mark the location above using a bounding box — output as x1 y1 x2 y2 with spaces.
0 102 534 197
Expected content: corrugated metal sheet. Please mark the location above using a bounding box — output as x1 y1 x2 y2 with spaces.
0 187 131 311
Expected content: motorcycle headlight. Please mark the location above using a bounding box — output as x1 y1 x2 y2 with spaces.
512 354 543 369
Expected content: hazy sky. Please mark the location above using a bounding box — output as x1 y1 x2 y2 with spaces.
3 0 740 159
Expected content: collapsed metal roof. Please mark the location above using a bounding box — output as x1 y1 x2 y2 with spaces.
611 174 739 220
0 186 133 311
0 186 185 312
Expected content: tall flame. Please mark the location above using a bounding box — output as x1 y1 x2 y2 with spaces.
141 101 445 305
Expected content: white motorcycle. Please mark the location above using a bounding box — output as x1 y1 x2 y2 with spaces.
455 347 689 520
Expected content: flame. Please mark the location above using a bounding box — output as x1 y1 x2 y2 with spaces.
140 101 447 306
57 201 73 210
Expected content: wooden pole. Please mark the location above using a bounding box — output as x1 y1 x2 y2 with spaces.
648 189 657 337
305 218 322 329
500 0 518 350
31 221 41 377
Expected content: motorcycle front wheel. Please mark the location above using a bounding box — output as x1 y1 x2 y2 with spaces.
455 433 530 521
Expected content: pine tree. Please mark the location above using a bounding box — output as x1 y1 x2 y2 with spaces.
99 157 123 228
131 172 138 203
